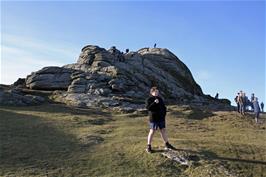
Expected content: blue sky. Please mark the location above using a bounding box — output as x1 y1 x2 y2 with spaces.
1 0 265 105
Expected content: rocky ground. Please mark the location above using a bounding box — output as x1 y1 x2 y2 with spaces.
1 103 265 177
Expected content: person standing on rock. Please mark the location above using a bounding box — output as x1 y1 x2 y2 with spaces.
252 97 260 123
145 87 175 153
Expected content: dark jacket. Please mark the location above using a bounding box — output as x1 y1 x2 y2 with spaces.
145 96 167 122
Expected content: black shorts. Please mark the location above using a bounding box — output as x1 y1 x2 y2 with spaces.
149 121 165 130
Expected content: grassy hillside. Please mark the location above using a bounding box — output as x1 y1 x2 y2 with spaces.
0 104 265 177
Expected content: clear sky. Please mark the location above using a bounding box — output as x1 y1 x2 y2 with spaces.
1 0 265 105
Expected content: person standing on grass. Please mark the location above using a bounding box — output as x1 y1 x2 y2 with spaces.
145 87 175 153
243 92 248 112
250 93 255 111
253 97 261 123
238 91 245 115
235 93 240 113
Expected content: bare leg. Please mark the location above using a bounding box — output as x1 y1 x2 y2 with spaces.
159 128 168 143
255 112 259 123
147 129 155 145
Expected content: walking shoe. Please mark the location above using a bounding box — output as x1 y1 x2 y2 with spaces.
165 142 176 150
146 144 152 153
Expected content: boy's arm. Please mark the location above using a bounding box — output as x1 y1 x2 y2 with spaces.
145 98 157 111
160 98 167 116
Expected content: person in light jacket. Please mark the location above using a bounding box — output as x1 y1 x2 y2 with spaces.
253 97 261 123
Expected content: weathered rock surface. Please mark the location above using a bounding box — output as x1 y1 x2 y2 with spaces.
0 85 45 106
12 78 26 88
161 149 239 177
26 67 73 90
1 44 232 111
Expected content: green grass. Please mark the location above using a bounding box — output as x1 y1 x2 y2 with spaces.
0 104 265 177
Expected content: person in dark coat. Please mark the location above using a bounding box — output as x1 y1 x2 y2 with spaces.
215 93 219 99
243 92 248 112
234 93 240 113
250 93 255 111
145 87 175 153
261 102 264 112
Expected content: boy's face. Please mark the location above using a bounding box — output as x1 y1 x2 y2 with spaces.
151 90 159 97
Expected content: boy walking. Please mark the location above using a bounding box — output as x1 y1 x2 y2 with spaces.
145 87 175 153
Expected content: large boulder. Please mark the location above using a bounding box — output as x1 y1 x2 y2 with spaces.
137 47 203 96
59 45 206 110
26 67 73 90
63 45 115 72
12 78 26 88
17 44 231 111
0 85 45 106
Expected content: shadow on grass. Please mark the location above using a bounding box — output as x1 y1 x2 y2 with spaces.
0 103 112 117
167 105 215 120
161 147 266 165
0 109 104 175
186 108 214 120
198 149 266 165
168 110 187 118
152 149 167 153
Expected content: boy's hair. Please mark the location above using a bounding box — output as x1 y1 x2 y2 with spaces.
150 86 158 95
